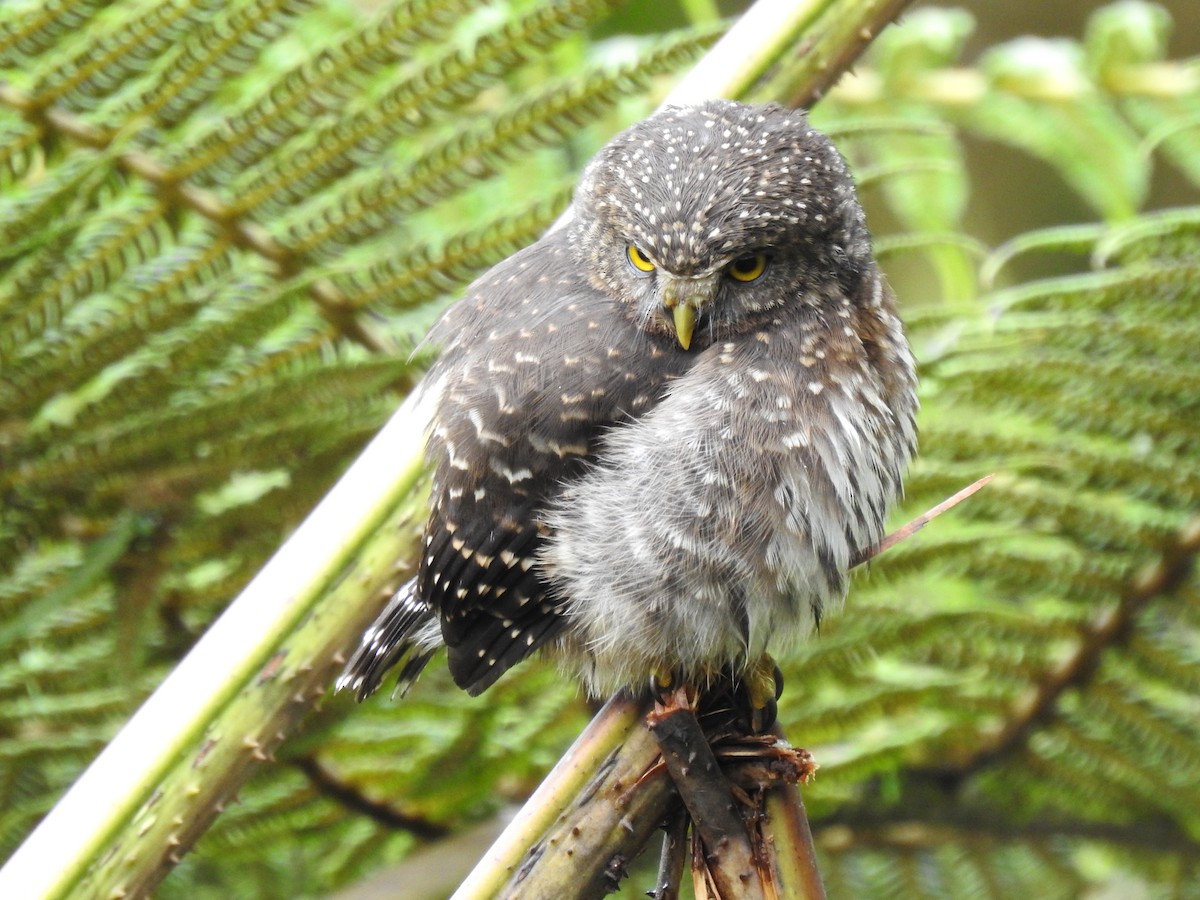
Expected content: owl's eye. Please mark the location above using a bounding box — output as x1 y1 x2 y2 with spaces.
726 253 768 282
626 245 656 274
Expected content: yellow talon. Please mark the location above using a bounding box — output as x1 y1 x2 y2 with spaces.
650 666 674 695
747 655 783 732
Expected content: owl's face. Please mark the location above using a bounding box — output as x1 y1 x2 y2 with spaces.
570 100 873 350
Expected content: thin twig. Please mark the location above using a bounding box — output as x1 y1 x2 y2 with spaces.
652 807 690 900
851 474 995 568
293 756 448 839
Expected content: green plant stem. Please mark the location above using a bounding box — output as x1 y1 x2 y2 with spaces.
0 389 433 899
666 0 834 105
761 774 826 899
456 696 828 898
764 0 918 108
491 704 675 898
665 0 916 108
450 692 647 899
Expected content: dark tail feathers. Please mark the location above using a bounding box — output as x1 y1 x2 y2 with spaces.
336 578 440 701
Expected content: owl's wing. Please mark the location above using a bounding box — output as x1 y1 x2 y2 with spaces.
419 236 691 695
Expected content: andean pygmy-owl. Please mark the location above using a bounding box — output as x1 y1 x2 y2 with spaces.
339 100 918 715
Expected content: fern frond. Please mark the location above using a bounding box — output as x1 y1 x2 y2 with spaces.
0 149 115 266
288 23 722 257
0 118 42 185
172 0 475 180
30 0 226 110
0 0 114 64
969 41 1148 219
123 0 318 129
1122 631 1200 700
202 315 340 394
1084 683 1200 777
1085 0 1200 191
11 355 408 498
1092 205 1200 264
0 192 168 363
0 238 236 418
336 185 574 313
981 309 1200 366
0 687 134 729
233 0 626 217
64 272 293 433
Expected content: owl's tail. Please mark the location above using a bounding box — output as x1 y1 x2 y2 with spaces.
336 578 442 701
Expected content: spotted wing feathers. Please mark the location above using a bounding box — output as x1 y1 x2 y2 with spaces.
410 237 691 694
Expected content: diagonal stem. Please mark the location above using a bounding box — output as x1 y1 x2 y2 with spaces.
469 694 676 899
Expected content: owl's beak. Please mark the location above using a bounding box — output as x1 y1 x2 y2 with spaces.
660 275 715 351
671 304 697 350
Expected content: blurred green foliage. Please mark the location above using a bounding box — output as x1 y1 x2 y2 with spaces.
0 0 1197 896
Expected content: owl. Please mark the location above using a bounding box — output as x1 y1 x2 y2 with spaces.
339 100 917 719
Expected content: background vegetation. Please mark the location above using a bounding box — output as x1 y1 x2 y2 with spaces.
0 0 1197 896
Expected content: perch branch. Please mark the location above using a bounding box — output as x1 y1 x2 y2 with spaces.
652 807 690 900
482 694 677 899
647 695 767 900
761 780 826 900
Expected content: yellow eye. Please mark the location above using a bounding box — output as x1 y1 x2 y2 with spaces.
727 253 767 282
627 244 656 274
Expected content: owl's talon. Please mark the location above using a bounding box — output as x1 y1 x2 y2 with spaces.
649 669 701 715
746 655 782 733
648 667 673 703
749 696 778 733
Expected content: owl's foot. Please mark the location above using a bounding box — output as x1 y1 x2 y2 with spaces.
648 662 782 732
745 655 784 733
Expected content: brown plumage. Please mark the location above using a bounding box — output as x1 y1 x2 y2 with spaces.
339 100 917 705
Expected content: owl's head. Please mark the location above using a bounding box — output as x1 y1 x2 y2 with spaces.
570 100 873 350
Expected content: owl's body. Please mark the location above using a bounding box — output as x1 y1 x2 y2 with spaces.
340 101 917 703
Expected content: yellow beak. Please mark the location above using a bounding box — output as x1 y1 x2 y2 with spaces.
661 274 715 351
672 304 697 350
